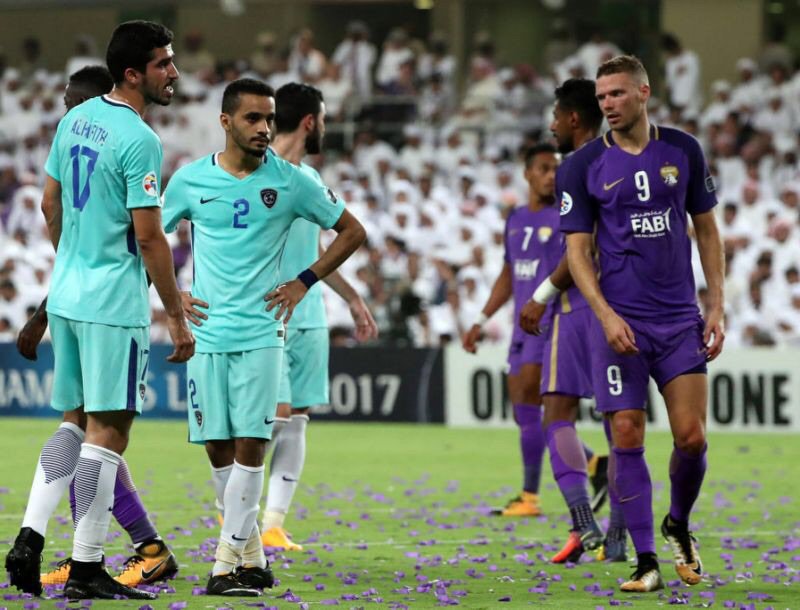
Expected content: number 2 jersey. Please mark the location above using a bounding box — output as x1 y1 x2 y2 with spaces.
44 96 163 328
558 124 717 321
162 149 345 354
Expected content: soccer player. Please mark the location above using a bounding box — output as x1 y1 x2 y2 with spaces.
5 21 195 601
519 78 625 564
462 144 561 517
15 64 181 592
261 82 378 550
561 56 724 592
162 78 366 596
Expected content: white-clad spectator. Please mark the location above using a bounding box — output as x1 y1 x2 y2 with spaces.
418 72 455 125
575 33 621 80
289 28 327 84
179 30 216 77
317 62 351 121
250 31 280 79
375 28 414 90
729 57 764 115
64 35 103 80
775 285 800 347
753 87 796 140
6 184 46 241
0 278 27 332
699 80 731 129
332 20 376 101
398 124 433 179
417 32 456 84
766 217 800 279
457 57 501 128
661 33 702 117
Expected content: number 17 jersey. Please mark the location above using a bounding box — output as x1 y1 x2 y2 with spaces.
44 96 164 328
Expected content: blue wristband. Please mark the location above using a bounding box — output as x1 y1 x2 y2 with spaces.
297 268 319 289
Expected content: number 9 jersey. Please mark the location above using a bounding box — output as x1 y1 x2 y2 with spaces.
44 96 163 328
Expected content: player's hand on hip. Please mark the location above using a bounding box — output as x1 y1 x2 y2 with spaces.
16 313 47 361
520 300 547 335
703 306 725 361
349 296 378 342
166 314 195 363
181 291 208 326
462 324 482 354
265 279 307 324
601 311 639 355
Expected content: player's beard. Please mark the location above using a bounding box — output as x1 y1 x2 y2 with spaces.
234 128 269 158
611 106 643 134
142 75 173 107
304 121 323 155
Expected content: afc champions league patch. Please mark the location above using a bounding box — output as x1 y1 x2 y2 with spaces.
705 174 716 193
660 164 679 186
538 226 553 243
559 191 573 216
261 188 278 208
142 172 158 197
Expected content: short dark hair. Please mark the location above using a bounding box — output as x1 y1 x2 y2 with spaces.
221 78 274 114
524 142 557 167
106 20 173 84
596 54 649 84
69 65 114 96
275 83 324 134
554 78 603 132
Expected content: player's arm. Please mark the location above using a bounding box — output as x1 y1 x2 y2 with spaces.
462 263 512 354
691 209 725 360
41 176 62 251
566 231 638 355
520 254 573 335
132 207 195 363
266 209 366 323
16 297 48 361
319 242 378 342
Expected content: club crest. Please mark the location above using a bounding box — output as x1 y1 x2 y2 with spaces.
194 411 203 426
261 188 278 208
139 383 146 400
660 165 679 186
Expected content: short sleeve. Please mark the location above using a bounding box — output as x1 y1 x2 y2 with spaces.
162 171 191 233
121 130 163 210
291 169 345 229
557 156 596 233
44 119 66 181
684 134 717 215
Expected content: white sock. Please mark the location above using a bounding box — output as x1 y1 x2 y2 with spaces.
264 414 308 531
215 461 264 575
269 417 290 444
72 443 121 562
241 524 267 569
22 422 84 537
210 464 233 512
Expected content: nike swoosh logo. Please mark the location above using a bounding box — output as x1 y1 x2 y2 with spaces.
603 178 624 191
140 559 167 580
200 196 221 204
265 418 275 425
282 475 298 482
231 534 248 541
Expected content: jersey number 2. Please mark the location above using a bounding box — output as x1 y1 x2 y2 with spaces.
69 145 99 211
233 198 249 229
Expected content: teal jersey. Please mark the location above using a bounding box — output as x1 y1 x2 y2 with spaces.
44 96 163 327
162 150 345 353
279 163 329 330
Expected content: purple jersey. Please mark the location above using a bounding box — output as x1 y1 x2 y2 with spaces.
554 155 589 314
559 125 717 321
504 205 561 341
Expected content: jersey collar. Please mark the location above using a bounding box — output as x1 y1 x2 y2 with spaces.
602 123 659 148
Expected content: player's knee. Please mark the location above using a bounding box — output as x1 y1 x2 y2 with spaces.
674 429 706 456
611 413 645 448
63 407 87 431
234 437 267 467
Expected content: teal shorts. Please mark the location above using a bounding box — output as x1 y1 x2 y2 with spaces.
277 327 329 408
49 313 150 414
187 347 282 443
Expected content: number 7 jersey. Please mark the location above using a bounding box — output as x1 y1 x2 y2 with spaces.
44 96 164 328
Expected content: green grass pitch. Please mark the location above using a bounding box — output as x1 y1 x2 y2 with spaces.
1 418 798 609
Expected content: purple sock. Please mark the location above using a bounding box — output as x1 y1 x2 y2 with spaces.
112 459 158 546
546 420 590 510
514 404 545 494
603 419 625 531
613 446 654 555
669 443 707 524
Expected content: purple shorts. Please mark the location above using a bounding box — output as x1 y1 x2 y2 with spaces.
541 307 594 398
590 314 707 413
507 331 545 376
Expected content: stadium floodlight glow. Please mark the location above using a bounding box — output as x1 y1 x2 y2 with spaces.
414 0 434 9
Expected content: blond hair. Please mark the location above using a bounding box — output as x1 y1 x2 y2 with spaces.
596 55 649 85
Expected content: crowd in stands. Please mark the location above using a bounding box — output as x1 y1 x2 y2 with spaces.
1 22 800 349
